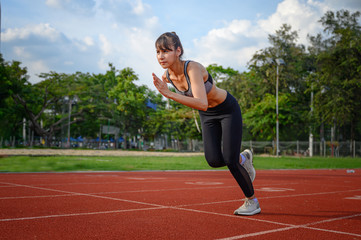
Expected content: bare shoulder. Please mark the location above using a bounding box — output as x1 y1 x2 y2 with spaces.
162 71 169 83
187 61 208 79
187 61 206 71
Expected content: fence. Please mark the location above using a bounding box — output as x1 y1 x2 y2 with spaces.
0 136 360 157
242 140 361 157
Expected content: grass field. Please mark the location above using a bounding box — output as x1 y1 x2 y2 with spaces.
0 154 360 172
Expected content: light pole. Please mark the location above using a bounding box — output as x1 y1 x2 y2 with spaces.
266 57 285 156
67 97 72 148
0 1 2 53
276 62 279 157
267 58 286 157
275 58 285 157
65 96 78 148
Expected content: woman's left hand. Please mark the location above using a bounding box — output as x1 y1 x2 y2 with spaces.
152 73 171 98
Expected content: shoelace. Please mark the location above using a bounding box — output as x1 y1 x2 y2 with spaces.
241 199 252 208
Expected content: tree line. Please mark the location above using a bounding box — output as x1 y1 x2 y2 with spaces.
1 10 360 151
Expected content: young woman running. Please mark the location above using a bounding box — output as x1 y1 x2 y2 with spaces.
152 32 260 215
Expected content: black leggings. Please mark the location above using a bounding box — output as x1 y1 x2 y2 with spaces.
199 92 254 198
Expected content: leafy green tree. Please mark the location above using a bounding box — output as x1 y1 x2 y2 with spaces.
243 93 297 144
81 65 120 144
108 67 150 149
246 24 311 141
13 72 85 146
0 55 27 142
307 10 361 144
0 55 12 108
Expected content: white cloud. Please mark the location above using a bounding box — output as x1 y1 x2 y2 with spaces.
192 18 268 70
46 0 94 15
99 34 112 56
131 0 148 15
258 0 323 44
45 0 64 9
13 46 31 58
29 60 50 74
3 0 360 89
84 36 94 46
322 0 361 12
2 0 162 85
191 0 340 71
3 23 61 42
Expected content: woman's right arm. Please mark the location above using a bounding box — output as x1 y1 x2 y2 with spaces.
152 73 208 111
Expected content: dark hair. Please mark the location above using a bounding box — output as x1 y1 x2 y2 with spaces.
155 32 184 58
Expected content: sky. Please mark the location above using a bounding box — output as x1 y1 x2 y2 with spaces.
2 0 361 90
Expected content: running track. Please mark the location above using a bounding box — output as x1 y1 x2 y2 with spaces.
0 169 360 239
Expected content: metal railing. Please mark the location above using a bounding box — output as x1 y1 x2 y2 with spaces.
1 136 360 157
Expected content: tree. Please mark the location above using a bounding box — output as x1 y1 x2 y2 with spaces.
243 93 297 146
246 24 310 141
307 10 361 145
108 67 149 149
12 72 85 146
0 55 27 143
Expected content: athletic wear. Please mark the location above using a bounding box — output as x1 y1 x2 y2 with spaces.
234 198 261 216
167 62 258 212
166 60 213 97
241 149 256 182
199 92 254 198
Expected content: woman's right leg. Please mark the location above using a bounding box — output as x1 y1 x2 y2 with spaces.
199 109 254 197
200 115 226 168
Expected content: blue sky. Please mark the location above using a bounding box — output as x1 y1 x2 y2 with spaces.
2 0 361 90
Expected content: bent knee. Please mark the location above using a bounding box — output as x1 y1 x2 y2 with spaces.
205 156 225 168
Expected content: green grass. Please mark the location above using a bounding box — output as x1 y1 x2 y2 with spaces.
255 156 361 170
0 155 360 172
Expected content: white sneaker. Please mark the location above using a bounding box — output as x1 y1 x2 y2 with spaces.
240 149 256 182
234 198 261 216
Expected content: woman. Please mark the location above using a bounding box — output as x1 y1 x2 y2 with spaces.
152 32 260 216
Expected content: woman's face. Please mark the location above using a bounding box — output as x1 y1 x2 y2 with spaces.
156 45 181 69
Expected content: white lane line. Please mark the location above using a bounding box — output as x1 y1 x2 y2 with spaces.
0 186 238 200
169 206 296 227
0 181 334 202
1 181 361 239
0 181 301 229
0 194 76 200
0 179 182 187
304 226 361 238
176 188 361 207
258 189 361 200
345 195 361 200
0 207 165 222
0 182 165 208
0 180 301 188
2 182 361 210
1 182 361 240
217 226 299 240
216 213 361 239
0 182 301 201
304 212 361 227
257 187 295 192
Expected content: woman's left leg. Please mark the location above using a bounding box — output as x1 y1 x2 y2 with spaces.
220 95 261 215
220 104 254 198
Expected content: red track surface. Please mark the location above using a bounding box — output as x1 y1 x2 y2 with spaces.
0 169 360 239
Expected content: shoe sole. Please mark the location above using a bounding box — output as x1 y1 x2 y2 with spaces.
234 207 261 216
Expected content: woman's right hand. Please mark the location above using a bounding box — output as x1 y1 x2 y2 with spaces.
152 73 172 98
